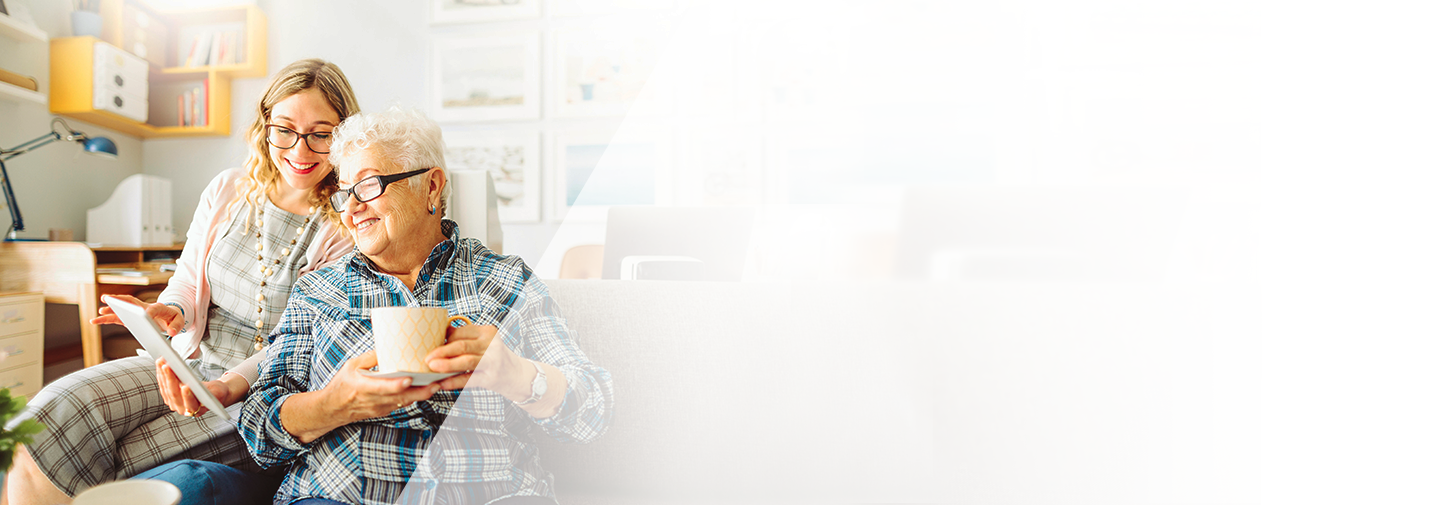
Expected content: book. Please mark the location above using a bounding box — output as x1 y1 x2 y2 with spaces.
181 91 192 126
206 32 222 68
190 86 201 127
195 82 207 127
95 268 149 277
215 32 227 66
183 36 200 67
189 31 213 66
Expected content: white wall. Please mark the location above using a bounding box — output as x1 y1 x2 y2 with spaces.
0 0 144 240
138 0 571 270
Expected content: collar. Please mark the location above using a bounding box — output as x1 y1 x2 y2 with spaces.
349 219 460 284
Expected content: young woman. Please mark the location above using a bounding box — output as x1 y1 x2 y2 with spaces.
2 58 360 504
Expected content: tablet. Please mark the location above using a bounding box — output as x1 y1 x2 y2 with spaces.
104 296 231 420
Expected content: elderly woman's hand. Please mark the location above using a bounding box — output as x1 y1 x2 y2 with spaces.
425 324 531 399
321 351 442 422
155 358 247 417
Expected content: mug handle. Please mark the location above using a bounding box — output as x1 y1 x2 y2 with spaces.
447 315 473 326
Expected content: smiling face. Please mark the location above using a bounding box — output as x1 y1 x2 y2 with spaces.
337 148 436 264
267 88 341 194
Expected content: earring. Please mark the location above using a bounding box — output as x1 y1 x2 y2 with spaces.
429 204 436 215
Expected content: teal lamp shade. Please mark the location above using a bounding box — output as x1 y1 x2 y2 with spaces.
1 118 119 239
83 136 118 158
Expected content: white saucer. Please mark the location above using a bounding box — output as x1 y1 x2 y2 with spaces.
358 369 461 386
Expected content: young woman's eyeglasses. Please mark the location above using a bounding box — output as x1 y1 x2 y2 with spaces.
329 168 433 211
265 125 334 153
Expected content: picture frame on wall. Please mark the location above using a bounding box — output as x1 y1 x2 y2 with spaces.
443 131 543 223
550 0 673 17
431 32 541 122
551 21 672 118
547 128 672 222
676 127 764 207
430 0 540 24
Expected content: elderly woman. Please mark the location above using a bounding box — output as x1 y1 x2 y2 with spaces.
208 107 609 505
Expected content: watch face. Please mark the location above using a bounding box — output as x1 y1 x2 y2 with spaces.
532 365 548 397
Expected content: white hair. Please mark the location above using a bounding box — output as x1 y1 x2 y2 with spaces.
329 106 451 214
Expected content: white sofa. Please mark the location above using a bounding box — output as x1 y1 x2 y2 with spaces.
538 279 937 505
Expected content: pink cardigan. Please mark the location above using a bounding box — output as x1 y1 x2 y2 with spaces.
156 168 352 385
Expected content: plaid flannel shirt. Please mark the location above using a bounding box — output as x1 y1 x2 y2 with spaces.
238 220 614 505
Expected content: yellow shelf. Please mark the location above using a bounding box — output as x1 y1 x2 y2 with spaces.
103 1 266 78
48 1 263 139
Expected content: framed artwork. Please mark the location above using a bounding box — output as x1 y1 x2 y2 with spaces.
431 32 541 122
550 0 673 17
444 131 542 222
547 128 672 222
551 21 672 118
676 127 763 206
669 20 743 120
430 0 540 24
762 128 865 206
741 19 849 122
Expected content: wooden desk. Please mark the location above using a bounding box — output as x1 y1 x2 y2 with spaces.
0 242 184 368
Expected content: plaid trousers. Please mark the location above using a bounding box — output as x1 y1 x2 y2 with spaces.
7 356 258 496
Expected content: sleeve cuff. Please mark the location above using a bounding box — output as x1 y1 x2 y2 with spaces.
156 297 193 333
533 368 578 429
226 354 263 388
266 392 312 453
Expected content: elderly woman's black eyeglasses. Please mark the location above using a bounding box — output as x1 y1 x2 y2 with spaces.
265 125 334 154
329 168 432 212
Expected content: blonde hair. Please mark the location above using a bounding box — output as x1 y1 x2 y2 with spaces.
328 106 451 215
231 59 360 227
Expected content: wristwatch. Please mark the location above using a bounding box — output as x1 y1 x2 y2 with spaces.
514 359 547 406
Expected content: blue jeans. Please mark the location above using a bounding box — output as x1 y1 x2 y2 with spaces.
132 460 283 505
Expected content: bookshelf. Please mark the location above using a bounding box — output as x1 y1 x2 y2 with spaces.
0 13 49 106
47 1 266 139
0 80 46 105
0 11 47 43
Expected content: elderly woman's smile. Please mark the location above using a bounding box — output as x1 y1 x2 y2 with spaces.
334 147 446 279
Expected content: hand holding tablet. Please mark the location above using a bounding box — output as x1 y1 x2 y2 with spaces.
103 295 231 420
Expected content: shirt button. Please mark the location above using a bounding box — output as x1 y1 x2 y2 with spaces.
426 480 437 490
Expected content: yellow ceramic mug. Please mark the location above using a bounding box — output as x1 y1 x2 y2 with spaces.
371 307 473 373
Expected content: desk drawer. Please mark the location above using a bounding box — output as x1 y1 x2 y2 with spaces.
0 362 43 399
0 297 42 337
0 331 42 369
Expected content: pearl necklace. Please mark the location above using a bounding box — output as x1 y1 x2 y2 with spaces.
251 205 316 351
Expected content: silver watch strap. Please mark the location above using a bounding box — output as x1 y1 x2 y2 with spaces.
514 359 545 405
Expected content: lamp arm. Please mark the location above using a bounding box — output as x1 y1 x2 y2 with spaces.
0 160 24 236
0 131 63 162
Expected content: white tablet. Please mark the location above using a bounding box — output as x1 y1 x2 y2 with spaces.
104 296 231 420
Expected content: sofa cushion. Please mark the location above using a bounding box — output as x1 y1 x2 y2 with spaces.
535 280 939 504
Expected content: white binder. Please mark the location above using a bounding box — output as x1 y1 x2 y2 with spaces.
87 174 174 246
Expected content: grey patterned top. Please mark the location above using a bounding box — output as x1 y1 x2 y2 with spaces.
196 199 319 380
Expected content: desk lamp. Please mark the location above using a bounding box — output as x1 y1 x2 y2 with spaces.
0 117 118 240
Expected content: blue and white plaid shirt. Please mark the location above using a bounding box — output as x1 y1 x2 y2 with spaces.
239 220 614 505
